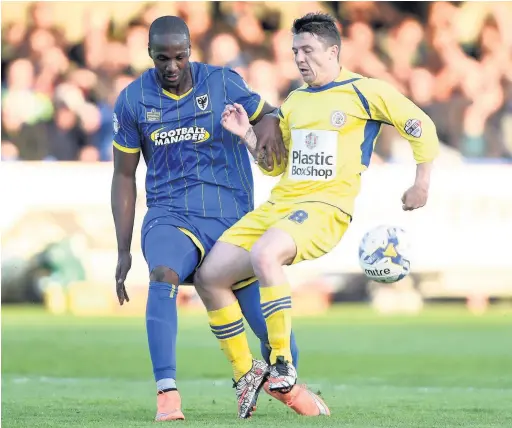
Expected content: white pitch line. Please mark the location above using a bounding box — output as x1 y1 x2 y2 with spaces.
7 376 512 393
9 376 230 387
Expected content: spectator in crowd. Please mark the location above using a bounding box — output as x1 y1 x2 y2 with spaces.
1 1 511 161
1 140 20 161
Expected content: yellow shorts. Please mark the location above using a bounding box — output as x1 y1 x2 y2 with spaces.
219 201 351 265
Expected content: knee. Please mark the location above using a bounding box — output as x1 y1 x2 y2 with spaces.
251 242 285 276
251 234 296 275
195 261 239 305
193 265 208 288
193 266 214 295
150 266 179 285
194 268 221 309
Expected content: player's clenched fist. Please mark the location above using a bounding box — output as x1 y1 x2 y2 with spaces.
253 115 286 170
221 103 250 138
115 250 131 305
401 184 428 211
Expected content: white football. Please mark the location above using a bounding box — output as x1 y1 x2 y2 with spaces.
358 225 411 283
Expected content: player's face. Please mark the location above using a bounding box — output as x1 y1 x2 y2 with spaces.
149 33 191 90
292 33 339 86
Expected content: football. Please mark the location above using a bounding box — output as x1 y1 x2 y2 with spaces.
358 225 411 283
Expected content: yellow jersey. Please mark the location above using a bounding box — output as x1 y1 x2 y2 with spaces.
262 69 439 217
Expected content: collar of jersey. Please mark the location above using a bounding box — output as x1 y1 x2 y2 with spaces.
160 63 195 101
299 68 361 93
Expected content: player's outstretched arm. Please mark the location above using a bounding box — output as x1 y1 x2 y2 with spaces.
111 148 140 305
366 79 440 211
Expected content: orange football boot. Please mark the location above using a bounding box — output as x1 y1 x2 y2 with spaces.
264 382 331 416
155 390 185 421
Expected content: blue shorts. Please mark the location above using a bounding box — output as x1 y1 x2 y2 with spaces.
141 207 241 284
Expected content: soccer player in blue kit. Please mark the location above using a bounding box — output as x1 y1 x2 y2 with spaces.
111 16 300 421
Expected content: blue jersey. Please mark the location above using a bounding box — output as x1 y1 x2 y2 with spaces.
112 62 265 218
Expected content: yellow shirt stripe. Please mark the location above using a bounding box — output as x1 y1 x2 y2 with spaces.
113 140 140 153
249 99 265 122
162 87 193 101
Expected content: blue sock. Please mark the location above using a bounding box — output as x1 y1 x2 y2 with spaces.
235 281 299 370
146 281 179 387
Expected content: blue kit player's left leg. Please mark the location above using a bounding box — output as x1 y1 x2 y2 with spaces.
142 213 196 421
141 209 299 421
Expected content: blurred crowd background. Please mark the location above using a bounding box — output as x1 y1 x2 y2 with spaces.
2 1 512 163
3 2 512 313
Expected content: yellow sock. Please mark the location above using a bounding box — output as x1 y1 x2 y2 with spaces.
260 284 292 364
208 301 253 381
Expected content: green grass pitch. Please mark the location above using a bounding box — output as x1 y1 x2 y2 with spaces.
2 304 512 427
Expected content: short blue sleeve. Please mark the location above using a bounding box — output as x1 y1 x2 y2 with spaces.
224 69 264 122
112 89 141 153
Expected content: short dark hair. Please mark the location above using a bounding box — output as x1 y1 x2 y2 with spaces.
149 16 190 44
292 13 341 48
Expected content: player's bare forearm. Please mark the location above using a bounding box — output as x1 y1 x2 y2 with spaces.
111 174 137 252
401 161 432 211
242 126 266 164
111 149 140 252
414 161 433 190
240 126 272 170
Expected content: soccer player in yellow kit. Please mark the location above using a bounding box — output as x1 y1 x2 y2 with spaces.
194 12 439 418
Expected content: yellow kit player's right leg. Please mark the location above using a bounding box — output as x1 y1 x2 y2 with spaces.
208 302 271 419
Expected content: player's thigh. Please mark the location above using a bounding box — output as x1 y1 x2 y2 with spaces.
251 227 298 267
272 203 351 264
194 241 254 289
142 224 200 284
196 202 276 287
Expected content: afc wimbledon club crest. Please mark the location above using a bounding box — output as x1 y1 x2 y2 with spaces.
196 94 209 111
331 110 346 127
305 132 318 150
404 118 422 138
112 113 119 134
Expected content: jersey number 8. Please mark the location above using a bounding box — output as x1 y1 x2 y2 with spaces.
288 210 308 224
